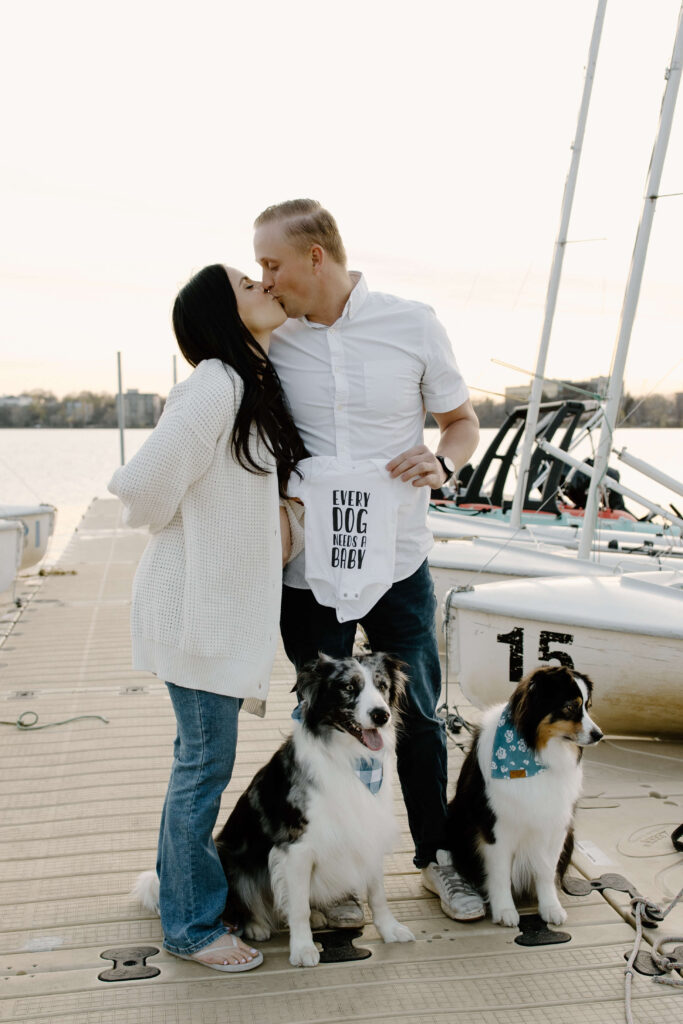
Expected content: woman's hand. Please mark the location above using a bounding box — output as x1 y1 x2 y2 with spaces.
280 505 292 566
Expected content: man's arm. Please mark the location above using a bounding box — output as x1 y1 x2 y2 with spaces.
386 399 479 489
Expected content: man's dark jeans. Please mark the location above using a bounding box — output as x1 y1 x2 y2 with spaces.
280 559 447 868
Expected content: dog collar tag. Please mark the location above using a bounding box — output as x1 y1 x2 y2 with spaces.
490 704 547 780
354 756 383 794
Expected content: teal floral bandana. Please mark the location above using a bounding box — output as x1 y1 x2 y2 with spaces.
490 704 547 780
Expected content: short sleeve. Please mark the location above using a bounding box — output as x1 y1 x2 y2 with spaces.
420 308 469 413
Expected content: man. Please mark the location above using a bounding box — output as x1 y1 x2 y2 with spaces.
254 199 483 923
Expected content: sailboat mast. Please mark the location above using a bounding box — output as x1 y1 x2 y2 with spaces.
509 0 607 528
578 2 683 559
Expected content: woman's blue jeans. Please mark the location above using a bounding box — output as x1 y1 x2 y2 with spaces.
157 683 241 955
280 559 448 868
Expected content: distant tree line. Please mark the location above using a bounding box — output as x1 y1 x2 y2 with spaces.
461 391 683 429
0 390 164 428
2 387 682 429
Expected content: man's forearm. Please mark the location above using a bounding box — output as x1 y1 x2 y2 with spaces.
436 416 479 475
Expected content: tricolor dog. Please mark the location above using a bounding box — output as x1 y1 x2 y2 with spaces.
445 664 602 927
216 651 414 966
135 652 414 967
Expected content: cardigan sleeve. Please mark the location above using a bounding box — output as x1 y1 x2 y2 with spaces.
108 361 238 532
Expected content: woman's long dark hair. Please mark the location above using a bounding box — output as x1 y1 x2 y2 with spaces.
172 264 307 495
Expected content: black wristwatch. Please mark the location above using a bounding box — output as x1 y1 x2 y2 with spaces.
435 454 456 485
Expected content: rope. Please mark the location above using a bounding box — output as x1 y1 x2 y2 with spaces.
439 588 477 744
624 882 683 1024
0 710 109 730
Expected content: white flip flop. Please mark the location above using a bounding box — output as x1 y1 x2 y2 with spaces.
169 933 264 973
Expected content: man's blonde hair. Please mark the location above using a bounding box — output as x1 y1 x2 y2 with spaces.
254 199 347 266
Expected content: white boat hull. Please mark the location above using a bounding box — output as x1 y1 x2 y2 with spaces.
428 509 683 553
0 505 57 569
0 520 24 593
429 537 682 653
443 572 683 736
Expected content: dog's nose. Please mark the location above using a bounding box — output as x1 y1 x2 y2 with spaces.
369 707 390 727
590 727 603 743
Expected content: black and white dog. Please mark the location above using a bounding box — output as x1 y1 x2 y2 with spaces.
136 652 414 967
445 664 602 928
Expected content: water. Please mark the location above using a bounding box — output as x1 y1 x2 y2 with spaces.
0 428 153 564
1 427 681 566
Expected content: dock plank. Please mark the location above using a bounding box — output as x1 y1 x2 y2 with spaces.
1 497 681 1024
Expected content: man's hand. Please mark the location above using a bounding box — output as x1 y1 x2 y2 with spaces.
386 445 445 489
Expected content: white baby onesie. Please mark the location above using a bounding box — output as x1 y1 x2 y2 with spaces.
287 457 411 623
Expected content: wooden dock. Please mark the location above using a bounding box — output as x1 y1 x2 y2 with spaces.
1 498 681 1023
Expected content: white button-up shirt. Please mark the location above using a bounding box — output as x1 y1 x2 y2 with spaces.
271 273 469 589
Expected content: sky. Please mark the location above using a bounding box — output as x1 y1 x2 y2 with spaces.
1 0 682 403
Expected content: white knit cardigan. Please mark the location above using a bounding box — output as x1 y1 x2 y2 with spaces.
108 358 283 701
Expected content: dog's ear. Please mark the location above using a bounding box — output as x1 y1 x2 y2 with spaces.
537 664 574 685
574 669 593 692
573 669 594 705
293 653 331 705
376 652 409 706
509 667 546 747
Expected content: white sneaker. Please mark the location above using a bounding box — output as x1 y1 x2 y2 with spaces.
422 850 485 921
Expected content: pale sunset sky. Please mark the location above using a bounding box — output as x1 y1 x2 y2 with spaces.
1 0 682 402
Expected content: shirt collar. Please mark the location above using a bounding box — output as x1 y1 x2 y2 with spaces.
299 271 367 330
345 272 367 321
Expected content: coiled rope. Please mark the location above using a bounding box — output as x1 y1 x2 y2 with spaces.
0 710 109 730
624 877 683 1024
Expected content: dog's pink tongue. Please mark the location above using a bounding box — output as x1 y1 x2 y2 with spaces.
362 729 383 751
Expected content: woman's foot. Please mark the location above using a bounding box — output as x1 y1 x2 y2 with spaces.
171 933 264 972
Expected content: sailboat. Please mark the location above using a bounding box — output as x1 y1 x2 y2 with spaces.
427 1 682 596
428 398 683 548
0 519 24 594
0 504 57 570
442 5 683 737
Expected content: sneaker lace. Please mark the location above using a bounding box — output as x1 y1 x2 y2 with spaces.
436 864 479 901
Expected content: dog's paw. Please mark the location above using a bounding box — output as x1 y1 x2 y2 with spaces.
289 942 320 968
379 920 415 944
538 901 567 926
244 921 271 941
491 905 519 928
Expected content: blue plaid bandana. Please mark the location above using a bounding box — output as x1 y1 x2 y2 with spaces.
354 756 383 794
490 704 547 780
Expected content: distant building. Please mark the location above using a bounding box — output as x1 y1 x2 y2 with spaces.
65 398 95 424
584 376 609 399
117 390 163 427
505 381 560 404
505 385 531 404
505 376 609 407
0 395 32 407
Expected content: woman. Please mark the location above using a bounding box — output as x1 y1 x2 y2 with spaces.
108 264 306 972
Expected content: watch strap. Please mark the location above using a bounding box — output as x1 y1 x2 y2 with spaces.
435 454 454 483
